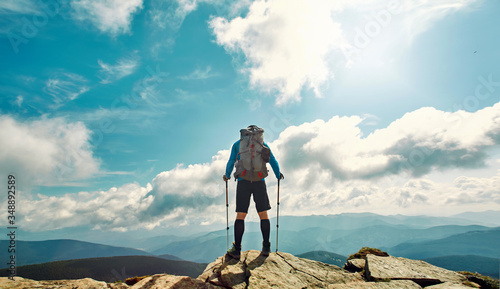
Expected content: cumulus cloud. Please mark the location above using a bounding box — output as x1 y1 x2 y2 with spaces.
140 150 229 222
279 173 500 217
98 53 140 84
15 150 230 232
20 182 153 231
12 102 500 231
0 115 100 188
71 0 143 35
210 0 347 105
209 0 479 105
273 104 500 181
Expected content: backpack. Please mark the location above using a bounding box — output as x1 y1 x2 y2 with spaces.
234 125 271 182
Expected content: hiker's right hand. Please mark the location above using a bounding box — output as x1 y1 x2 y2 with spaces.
223 175 229 182
279 173 284 180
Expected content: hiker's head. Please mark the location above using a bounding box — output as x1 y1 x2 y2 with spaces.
247 125 263 132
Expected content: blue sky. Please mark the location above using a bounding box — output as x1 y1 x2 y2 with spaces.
1 0 500 238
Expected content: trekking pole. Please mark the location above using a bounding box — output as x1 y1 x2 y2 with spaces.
225 179 229 252
276 178 280 252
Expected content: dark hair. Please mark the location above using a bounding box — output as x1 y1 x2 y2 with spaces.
247 125 262 131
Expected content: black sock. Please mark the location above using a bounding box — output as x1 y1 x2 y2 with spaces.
260 219 270 246
234 219 244 248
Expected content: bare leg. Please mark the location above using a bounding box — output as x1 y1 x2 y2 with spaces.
236 212 247 220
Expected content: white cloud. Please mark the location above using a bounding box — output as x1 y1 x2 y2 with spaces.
179 66 218 80
98 53 140 84
14 95 23 107
0 115 100 189
19 182 153 231
396 0 479 42
71 0 143 35
149 0 251 32
13 102 500 231
210 0 347 105
15 150 229 232
0 0 41 15
43 72 89 108
273 104 500 181
210 0 480 105
147 0 248 55
150 0 198 31
140 150 229 222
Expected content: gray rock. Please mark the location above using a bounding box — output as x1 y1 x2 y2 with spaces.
198 250 364 288
366 254 467 287
1 250 483 289
109 283 130 289
328 280 422 288
426 281 480 288
344 258 366 272
0 277 108 289
130 274 223 289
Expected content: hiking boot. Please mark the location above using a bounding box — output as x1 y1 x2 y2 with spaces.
227 242 241 259
261 241 271 256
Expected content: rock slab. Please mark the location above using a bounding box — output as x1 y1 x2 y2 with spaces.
130 274 223 289
366 254 467 287
198 250 364 288
328 280 423 289
0 276 109 289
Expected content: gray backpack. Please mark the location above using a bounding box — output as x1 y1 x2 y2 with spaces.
234 125 271 182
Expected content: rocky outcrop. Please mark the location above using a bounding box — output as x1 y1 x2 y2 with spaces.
364 254 467 287
328 280 423 288
343 258 365 272
130 274 222 289
0 276 109 288
198 250 364 288
0 249 491 288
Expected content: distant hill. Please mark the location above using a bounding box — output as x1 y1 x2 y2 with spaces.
152 224 493 263
7 212 492 250
452 210 500 227
388 227 500 259
2 213 495 266
316 224 491 257
0 255 206 282
276 213 482 232
424 255 499 279
0 239 150 268
157 253 183 261
296 251 347 267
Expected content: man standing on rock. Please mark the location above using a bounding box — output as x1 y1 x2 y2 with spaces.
223 125 283 258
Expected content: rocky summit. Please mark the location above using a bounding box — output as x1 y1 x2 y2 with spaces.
0 250 489 288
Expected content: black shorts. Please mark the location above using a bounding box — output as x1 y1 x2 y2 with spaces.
236 180 271 213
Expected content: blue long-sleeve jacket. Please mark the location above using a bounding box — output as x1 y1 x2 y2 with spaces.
225 140 280 181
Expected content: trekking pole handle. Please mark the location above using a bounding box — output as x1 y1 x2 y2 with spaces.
277 178 280 204
225 180 228 206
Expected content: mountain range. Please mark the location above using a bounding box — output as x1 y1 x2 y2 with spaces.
0 239 150 267
1 212 499 279
0 255 206 282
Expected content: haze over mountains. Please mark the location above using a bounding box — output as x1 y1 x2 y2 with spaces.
1 212 499 279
